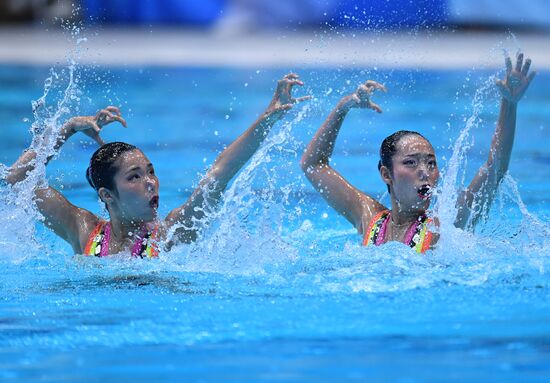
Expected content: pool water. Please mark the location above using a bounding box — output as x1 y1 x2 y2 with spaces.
0 64 549 382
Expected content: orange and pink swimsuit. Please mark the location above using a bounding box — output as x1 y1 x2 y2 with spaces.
362 210 433 253
84 221 159 258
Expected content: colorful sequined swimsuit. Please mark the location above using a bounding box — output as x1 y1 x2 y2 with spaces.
84 221 159 258
362 210 433 253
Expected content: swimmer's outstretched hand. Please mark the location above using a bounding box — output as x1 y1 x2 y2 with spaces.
65 106 127 146
496 52 536 104
347 80 387 113
264 73 311 122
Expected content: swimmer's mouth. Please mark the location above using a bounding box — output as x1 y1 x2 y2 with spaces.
149 196 159 209
417 185 433 199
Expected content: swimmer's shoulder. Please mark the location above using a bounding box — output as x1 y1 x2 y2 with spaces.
73 209 102 254
357 195 387 236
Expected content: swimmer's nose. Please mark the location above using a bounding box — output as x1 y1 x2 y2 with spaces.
145 175 157 192
418 164 429 180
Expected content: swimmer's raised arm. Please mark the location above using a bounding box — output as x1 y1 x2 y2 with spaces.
4 107 126 250
165 73 311 244
5 107 126 185
455 53 535 229
301 81 387 234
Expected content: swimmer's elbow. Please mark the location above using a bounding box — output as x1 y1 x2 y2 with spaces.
300 155 311 173
300 154 326 174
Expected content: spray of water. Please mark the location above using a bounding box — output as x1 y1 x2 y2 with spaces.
433 75 496 251
0 20 86 262
162 105 311 275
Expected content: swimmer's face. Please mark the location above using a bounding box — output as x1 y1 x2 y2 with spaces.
382 135 439 212
107 149 160 222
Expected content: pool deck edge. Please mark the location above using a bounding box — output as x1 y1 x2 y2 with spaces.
0 26 549 69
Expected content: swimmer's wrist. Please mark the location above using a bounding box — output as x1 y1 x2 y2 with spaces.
502 97 518 108
336 96 355 113
56 123 77 146
61 119 78 136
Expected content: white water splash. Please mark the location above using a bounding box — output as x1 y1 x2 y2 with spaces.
165 105 311 274
0 25 86 261
433 75 496 251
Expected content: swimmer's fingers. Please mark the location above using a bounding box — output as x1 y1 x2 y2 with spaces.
105 106 123 117
270 73 308 111
496 53 536 102
517 71 537 100
353 83 384 112
521 58 532 76
277 104 294 112
515 53 524 72
97 109 126 127
96 109 127 128
282 73 303 86
277 74 302 92
369 101 383 113
278 79 305 92
92 133 105 146
356 84 376 104
356 84 373 99
356 81 386 98
364 80 387 93
293 95 312 104
504 55 513 76
80 122 105 146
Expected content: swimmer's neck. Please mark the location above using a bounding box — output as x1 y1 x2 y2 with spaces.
108 215 150 243
389 199 426 226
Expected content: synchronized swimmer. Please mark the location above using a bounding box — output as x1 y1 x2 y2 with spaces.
301 53 535 252
3 53 535 256
4 74 310 257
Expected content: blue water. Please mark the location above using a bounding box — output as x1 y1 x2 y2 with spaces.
0 64 549 382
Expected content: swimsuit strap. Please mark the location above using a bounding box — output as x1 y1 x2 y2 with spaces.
130 225 159 259
362 210 390 246
403 214 433 253
84 221 109 257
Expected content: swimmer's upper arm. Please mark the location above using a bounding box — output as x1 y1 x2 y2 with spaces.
163 203 198 245
302 163 386 234
35 187 98 251
163 178 221 245
455 163 497 231
454 189 471 230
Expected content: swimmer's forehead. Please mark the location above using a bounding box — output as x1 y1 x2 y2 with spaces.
395 136 435 157
116 150 153 172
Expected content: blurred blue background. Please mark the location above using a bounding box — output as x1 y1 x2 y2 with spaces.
1 0 549 30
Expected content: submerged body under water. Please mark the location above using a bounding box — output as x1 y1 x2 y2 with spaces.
0 65 549 382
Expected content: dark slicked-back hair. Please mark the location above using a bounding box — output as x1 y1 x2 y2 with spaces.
86 142 138 192
378 130 427 193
